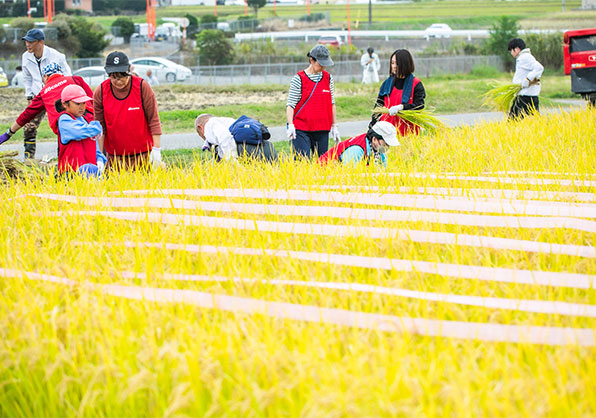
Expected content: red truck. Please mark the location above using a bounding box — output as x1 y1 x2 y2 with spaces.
563 29 596 106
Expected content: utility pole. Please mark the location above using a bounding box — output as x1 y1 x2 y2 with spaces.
368 0 372 27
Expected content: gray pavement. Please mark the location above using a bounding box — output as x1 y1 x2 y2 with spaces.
1 101 584 160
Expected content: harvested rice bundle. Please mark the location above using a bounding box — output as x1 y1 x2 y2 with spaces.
0 151 48 184
372 106 445 133
482 82 521 113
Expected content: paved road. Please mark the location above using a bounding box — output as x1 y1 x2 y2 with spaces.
1 102 583 160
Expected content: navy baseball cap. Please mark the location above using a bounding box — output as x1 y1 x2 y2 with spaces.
22 29 45 42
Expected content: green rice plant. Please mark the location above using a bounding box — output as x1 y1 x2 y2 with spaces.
372 106 446 133
482 81 522 113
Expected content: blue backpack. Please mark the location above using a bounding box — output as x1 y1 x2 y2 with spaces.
229 115 271 146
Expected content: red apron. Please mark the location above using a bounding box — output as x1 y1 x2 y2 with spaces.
101 76 153 156
56 112 97 174
380 77 421 136
319 133 368 165
293 71 333 132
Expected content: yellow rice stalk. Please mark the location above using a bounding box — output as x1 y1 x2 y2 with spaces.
482 81 521 113
372 106 445 133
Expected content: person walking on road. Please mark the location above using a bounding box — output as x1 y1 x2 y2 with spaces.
286 45 341 159
20 28 71 159
11 66 24 88
146 69 159 86
361 47 381 84
93 51 162 171
371 49 425 137
319 121 399 167
0 63 94 147
507 38 544 119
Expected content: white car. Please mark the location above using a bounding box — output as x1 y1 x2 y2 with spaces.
424 23 452 40
130 57 192 83
72 66 108 87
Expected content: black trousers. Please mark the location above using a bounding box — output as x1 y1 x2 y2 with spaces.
292 130 329 159
509 95 539 120
236 141 278 162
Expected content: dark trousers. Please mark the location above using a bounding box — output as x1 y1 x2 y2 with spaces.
23 108 45 159
292 130 329 159
237 141 278 162
509 95 539 120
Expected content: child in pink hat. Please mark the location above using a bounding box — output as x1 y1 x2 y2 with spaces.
55 84 107 177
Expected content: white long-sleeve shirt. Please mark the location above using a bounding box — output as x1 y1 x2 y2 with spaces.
512 48 544 97
203 117 238 161
21 44 71 98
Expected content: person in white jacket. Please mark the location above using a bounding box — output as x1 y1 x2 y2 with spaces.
361 47 381 84
195 113 277 162
20 28 71 158
507 38 544 120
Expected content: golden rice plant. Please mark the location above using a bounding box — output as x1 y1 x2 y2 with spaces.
0 108 595 417
372 106 446 133
482 81 521 113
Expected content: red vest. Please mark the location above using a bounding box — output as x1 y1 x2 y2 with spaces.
293 71 333 132
56 112 98 174
101 76 153 156
319 133 368 165
381 77 421 136
40 75 93 135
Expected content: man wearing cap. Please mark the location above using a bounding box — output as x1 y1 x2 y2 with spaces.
361 47 381 84
319 121 399 167
286 44 341 159
93 51 162 170
0 63 93 147
20 28 71 158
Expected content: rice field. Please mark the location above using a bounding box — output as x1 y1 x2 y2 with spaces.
1 107 596 417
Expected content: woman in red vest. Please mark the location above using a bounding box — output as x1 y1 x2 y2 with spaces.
370 49 426 137
286 45 341 158
93 51 162 171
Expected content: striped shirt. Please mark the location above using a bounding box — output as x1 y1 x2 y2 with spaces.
286 71 335 108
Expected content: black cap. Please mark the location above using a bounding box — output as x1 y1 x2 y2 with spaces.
104 51 130 74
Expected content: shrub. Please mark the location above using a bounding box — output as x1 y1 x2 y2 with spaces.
111 17 135 43
196 29 234 65
247 0 266 18
200 14 218 25
483 16 519 71
186 13 199 38
524 32 563 72
10 18 35 33
298 12 326 22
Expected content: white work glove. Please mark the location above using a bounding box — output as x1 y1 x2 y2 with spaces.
286 123 296 141
388 104 404 116
330 125 341 143
97 160 105 174
521 78 530 89
150 147 162 167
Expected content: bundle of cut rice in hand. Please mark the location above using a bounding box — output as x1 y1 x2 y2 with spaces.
372 106 445 133
482 81 521 113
